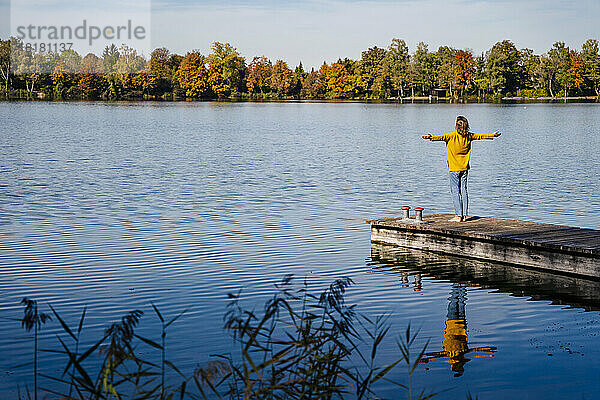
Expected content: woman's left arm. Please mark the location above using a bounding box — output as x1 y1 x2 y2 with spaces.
472 131 501 140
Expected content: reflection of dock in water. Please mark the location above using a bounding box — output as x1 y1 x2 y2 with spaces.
367 213 600 278
370 243 600 311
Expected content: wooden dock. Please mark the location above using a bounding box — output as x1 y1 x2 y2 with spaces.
367 213 600 278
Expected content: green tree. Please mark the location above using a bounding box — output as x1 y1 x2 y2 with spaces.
10 42 51 97
102 44 120 74
582 39 600 96
206 42 245 97
410 42 436 96
336 57 357 74
384 38 410 97
548 41 570 97
359 46 387 97
293 61 308 95
61 49 82 73
536 54 557 97
473 53 490 97
100 46 120 99
300 68 323 98
294 61 307 82
485 40 522 95
435 46 457 96
519 48 540 90
0 39 11 95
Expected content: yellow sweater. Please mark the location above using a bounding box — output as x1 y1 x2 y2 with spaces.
431 131 495 171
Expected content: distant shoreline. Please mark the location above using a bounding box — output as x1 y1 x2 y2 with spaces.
1 96 599 104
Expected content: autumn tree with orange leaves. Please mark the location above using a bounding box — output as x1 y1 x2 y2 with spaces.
569 50 585 92
78 53 104 99
270 60 296 96
454 50 475 97
246 56 272 94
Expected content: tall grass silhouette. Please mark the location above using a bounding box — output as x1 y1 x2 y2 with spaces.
16 275 437 399
20 297 52 400
193 275 436 399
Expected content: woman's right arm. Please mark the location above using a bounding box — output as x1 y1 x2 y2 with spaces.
422 133 449 141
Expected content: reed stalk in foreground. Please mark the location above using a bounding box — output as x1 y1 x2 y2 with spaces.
195 275 437 400
20 297 52 400
17 275 439 399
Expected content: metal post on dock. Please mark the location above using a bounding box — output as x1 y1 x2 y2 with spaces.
401 206 411 220
414 207 424 222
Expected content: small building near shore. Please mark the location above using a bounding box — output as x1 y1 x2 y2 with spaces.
430 89 447 98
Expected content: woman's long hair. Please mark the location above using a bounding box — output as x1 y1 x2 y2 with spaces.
455 116 470 136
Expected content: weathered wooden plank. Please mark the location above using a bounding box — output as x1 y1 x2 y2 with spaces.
504 229 600 241
540 234 600 244
512 239 600 249
368 213 600 278
541 238 600 250
502 231 600 250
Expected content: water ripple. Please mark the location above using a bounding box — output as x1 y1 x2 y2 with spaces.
1 102 600 399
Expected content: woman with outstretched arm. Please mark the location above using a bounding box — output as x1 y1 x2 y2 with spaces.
422 116 501 222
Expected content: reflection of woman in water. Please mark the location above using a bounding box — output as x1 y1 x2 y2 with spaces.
421 283 496 377
398 272 422 291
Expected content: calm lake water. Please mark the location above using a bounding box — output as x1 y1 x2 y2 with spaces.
1 101 600 399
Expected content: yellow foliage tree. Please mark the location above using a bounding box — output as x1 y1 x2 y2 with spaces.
78 53 104 98
177 52 210 98
132 63 159 95
51 59 69 87
207 64 227 97
323 63 352 98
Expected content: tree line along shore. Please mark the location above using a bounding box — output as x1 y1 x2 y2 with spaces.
1 37 599 101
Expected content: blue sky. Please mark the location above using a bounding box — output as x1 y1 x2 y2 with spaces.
1 0 598 68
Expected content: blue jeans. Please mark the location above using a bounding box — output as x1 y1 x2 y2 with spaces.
449 170 468 217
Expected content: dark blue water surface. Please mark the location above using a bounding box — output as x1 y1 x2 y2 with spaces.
1 101 600 399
